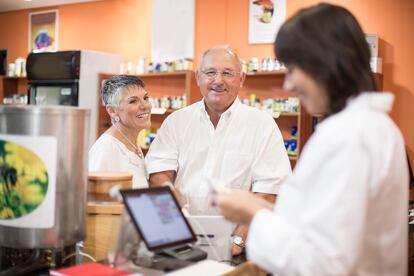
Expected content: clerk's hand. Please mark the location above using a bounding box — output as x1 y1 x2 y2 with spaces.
213 189 270 225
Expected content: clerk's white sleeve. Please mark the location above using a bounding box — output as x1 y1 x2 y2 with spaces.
145 115 179 174
251 115 292 194
246 136 371 275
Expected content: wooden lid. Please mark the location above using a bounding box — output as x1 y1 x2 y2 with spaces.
88 171 133 181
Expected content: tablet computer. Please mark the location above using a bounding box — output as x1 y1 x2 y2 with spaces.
120 186 197 252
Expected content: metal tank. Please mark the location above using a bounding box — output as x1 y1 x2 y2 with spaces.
0 105 90 249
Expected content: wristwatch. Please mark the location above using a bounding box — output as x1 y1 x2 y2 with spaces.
232 235 245 248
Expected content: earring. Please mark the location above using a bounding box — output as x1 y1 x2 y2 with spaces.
114 116 120 123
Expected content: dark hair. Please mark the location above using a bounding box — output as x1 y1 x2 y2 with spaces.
101 75 145 106
275 3 376 115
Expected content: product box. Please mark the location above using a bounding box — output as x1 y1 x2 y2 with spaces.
365 33 379 58
370 57 382 73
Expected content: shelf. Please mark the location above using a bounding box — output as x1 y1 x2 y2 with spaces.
151 108 181 115
97 72 199 138
246 70 287 76
2 76 27 80
135 71 192 78
272 112 300 118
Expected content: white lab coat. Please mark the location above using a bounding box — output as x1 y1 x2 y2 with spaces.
246 93 408 276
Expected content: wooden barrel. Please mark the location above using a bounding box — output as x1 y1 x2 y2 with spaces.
87 172 133 202
85 172 132 261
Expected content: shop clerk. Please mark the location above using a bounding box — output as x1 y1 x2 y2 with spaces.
215 3 409 275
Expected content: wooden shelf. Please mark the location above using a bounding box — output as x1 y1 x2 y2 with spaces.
97 72 199 138
273 112 300 118
0 76 28 102
151 108 181 115
135 71 192 77
246 70 287 76
2 76 27 80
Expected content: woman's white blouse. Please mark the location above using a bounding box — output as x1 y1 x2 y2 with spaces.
89 133 148 188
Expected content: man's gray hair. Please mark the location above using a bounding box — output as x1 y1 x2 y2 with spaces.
198 45 243 72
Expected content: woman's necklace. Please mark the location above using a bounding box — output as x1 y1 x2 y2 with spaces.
115 126 143 159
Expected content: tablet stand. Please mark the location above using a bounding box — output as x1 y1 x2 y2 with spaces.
108 210 154 268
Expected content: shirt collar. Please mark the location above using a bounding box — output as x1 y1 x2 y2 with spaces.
346 92 394 113
316 92 394 131
199 97 241 121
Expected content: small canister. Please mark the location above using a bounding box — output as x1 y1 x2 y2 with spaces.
7 63 15 77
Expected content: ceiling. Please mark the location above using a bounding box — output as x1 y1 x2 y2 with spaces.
0 0 102 12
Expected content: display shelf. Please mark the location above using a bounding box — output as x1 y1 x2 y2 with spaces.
241 71 383 167
135 71 191 78
151 108 180 115
0 76 28 103
97 71 199 138
272 112 300 118
241 71 312 167
246 70 287 76
98 71 383 168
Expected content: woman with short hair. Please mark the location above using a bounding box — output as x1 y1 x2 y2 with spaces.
89 75 151 188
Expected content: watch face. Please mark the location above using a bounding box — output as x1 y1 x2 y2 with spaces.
234 236 243 245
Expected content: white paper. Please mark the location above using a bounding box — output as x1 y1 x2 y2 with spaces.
166 260 234 275
152 0 195 62
249 0 286 44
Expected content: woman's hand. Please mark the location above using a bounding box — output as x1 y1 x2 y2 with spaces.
214 189 272 225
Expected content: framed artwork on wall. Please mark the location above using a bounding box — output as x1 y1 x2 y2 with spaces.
29 10 59 53
248 0 286 44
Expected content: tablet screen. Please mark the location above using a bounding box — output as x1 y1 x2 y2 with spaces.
121 187 196 251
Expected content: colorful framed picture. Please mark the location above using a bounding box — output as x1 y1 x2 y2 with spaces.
29 10 59 53
248 0 286 44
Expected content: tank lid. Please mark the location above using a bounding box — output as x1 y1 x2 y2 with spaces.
88 172 133 181
0 105 90 116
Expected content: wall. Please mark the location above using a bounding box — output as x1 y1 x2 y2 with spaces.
195 0 414 168
0 0 152 64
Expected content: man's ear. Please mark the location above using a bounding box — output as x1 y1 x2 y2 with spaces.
195 70 201 87
239 72 246 88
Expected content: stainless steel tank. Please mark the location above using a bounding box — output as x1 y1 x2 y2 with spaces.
0 105 90 249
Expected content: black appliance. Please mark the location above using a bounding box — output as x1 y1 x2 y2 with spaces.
0 49 6 75
26 51 80 106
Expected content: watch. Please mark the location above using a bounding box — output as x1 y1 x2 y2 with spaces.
232 235 245 248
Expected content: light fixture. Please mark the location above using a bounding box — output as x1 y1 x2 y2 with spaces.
24 0 33 2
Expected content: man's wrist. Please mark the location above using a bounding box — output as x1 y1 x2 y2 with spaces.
232 234 245 249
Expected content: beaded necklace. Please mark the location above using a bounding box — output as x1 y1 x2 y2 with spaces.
115 126 143 159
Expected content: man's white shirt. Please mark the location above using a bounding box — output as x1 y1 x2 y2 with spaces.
146 98 292 214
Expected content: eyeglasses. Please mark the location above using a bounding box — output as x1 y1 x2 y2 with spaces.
201 70 239 80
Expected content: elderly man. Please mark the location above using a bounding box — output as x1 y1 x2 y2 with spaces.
145 45 291 255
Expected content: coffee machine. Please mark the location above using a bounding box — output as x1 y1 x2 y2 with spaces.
26 50 121 148
0 106 90 274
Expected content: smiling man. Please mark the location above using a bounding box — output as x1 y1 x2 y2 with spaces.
145 45 291 256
